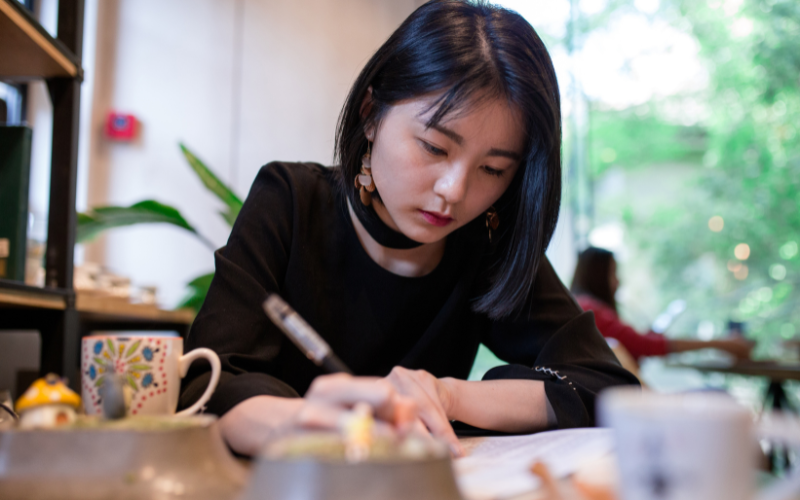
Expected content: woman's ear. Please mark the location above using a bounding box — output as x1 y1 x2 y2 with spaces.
361 87 376 141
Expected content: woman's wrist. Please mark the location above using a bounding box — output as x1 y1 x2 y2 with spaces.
436 378 549 433
219 395 304 456
438 377 462 421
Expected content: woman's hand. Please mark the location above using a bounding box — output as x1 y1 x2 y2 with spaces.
219 373 416 456
299 373 416 430
384 366 464 457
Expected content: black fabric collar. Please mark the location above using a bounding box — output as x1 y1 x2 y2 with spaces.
347 189 423 249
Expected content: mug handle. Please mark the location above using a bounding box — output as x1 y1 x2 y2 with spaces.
175 348 221 417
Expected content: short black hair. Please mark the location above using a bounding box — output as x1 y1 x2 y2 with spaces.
335 0 562 319
571 247 618 313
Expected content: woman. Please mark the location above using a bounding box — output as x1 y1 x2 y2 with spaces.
180 0 638 457
571 247 753 363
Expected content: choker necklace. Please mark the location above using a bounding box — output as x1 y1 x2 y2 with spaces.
347 190 423 249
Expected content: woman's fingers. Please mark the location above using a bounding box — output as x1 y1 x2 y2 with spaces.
302 372 465 457
386 367 465 457
307 373 385 405
294 399 345 429
415 397 464 457
412 418 431 437
305 373 418 428
294 400 394 436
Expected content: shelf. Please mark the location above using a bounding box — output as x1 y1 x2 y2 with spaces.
0 0 80 80
0 279 67 310
0 281 194 325
76 293 195 325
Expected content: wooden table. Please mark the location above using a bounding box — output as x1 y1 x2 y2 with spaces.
671 360 800 411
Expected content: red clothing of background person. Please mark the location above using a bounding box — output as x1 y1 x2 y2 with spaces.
570 247 753 365
575 294 668 360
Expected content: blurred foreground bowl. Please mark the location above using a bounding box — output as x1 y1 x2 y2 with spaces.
0 415 247 500
241 433 462 500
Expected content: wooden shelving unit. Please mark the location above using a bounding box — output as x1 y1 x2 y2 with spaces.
0 0 80 79
0 0 84 391
1 0 193 392
0 280 66 310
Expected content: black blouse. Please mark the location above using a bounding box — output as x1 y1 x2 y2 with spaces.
179 162 638 428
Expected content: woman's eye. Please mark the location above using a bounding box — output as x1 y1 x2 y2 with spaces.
483 166 505 177
420 141 446 156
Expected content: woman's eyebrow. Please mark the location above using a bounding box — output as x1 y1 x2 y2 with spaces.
487 148 521 161
427 122 521 161
429 123 464 145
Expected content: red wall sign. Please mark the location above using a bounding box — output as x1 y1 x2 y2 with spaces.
105 112 138 141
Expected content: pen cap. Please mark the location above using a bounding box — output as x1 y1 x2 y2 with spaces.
263 294 331 362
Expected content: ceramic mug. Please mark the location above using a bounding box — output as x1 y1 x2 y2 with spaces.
598 388 756 500
81 334 220 416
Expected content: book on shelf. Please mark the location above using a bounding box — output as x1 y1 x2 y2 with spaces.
0 126 32 282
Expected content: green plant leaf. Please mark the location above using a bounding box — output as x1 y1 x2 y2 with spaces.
77 200 199 243
177 272 215 314
179 143 243 227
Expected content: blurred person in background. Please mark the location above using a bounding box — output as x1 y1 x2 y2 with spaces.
571 247 753 366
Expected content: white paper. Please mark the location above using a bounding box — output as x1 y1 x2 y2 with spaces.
454 428 615 500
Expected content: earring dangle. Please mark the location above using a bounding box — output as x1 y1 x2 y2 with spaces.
354 142 375 206
485 206 499 242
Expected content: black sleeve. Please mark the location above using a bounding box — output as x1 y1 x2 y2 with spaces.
179 162 304 416
480 257 640 428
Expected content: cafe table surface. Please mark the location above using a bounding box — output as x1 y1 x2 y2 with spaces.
668 360 800 411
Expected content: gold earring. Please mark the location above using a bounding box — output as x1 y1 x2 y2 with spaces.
486 206 499 242
354 142 375 206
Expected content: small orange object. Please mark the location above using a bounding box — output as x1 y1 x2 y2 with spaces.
530 461 564 500
571 456 619 500
393 399 416 430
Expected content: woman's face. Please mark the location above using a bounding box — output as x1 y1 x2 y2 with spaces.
368 94 525 244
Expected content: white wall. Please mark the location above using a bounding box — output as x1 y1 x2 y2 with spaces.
81 0 423 307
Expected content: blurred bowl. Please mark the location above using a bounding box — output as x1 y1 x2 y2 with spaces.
0 415 248 500
241 433 462 500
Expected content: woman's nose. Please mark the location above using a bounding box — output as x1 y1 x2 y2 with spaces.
433 164 469 204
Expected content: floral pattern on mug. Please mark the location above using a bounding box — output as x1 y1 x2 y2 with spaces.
82 337 171 415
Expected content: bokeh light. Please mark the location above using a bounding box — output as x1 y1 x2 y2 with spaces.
727 260 742 272
600 147 618 163
734 243 750 260
782 324 797 339
780 241 798 260
734 264 748 280
708 215 724 232
697 320 714 341
769 264 787 281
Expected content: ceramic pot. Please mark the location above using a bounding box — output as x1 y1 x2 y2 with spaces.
0 415 248 500
241 454 462 500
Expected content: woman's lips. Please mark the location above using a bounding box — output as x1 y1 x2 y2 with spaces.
419 210 454 227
